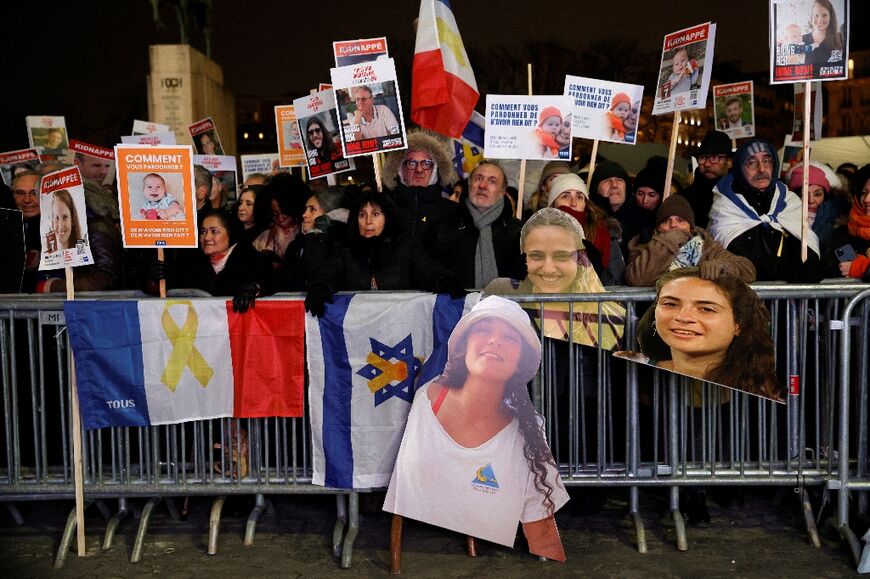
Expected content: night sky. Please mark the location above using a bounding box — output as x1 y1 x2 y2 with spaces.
2 1 866 152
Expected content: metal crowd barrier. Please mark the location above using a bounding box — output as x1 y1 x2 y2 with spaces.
0 284 868 568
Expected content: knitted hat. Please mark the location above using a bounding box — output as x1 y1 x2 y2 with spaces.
539 161 571 187
655 194 695 229
787 161 838 194
697 130 732 156
633 166 665 194
610 92 631 111
732 139 780 193
538 106 562 126
588 160 630 199
548 173 588 206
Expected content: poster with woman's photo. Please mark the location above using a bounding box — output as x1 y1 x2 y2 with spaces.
193 154 239 204
564 76 644 145
713 82 756 139
613 267 786 404
114 144 198 248
652 23 717 115
274 105 306 168
0 148 40 186
484 95 574 161
331 57 408 157
38 166 93 271
26 115 71 161
293 89 354 179
187 117 224 155
770 0 849 83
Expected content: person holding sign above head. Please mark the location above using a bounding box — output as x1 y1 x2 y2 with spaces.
346 85 400 141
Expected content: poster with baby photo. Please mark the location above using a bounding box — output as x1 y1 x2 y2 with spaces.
114 144 198 248
331 57 408 157
770 0 849 84
293 89 354 179
484 95 574 161
564 76 644 145
333 37 388 67
0 148 40 186
713 82 756 139
193 154 239 203
652 23 717 116
37 166 93 271
274 105 306 168
120 133 178 146
132 120 171 136
188 117 224 156
69 140 116 186
26 115 71 162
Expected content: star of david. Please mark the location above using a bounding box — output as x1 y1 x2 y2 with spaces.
356 335 422 406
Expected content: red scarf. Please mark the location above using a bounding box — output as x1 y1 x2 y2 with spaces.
848 200 870 241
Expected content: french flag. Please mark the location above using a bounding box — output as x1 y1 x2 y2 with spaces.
65 299 305 430
411 0 479 139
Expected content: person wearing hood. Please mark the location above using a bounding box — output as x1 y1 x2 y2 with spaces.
708 139 823 282
381 129 457 240
678 131 732 229
589 159 654 258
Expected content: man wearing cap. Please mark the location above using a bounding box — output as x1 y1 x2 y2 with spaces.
708 139 823 282
625 195 755 286
678 131 732 229
589 159 653 258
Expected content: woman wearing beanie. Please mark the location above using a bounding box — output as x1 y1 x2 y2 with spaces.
787 161 847 254
625 195 756 287
829 164 870 281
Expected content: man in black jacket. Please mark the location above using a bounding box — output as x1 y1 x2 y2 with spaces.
679 130 732 228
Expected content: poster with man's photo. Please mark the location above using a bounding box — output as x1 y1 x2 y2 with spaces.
484 95 574 161
132 119 171 136
333 37 388 67
0 148 40 186
274 105 306 168
293 89 354 179
70 140 116 186
564 76 644 145
26 115 71 161
331 58 408 157
114 144 198 248
188 117 224 155
792 82 823 142
770 0 849 83
713 82 756 139
652 23 717 115
193 154 239 204
38 166 94 271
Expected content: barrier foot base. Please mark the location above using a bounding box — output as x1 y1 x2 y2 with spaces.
800 488 822 548
130 497 160 563
208 496 227 555
340 492 359 569
838 524 862 566
243 494 266 546
5 502 24 526
630 511 647 554
95 499 112 522
670 509 688 552
165 497 181 522
390 514 402 575
102 498 129 551
54 504 80 569
333 494 347 558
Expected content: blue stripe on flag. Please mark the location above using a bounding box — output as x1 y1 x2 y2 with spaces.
416 294 466 387
437 0 454 10
462 115 485 146
64 301 151 429
318 294 355 488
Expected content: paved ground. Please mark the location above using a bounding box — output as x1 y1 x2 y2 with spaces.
0 488 862 577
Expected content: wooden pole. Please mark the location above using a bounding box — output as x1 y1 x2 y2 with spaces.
373 153 384 193
66 267 86 556
800 81 812 262
515 63 533 220
663 110 682 201
157 248 166 298
585 139 600 193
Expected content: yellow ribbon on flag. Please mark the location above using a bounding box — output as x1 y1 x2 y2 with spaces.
160 300 214 391
364 353 409 394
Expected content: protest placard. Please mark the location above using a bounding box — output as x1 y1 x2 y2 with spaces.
331 58 408 157
37 167 94 271
132 120 171 135
26 115 71 161
0 148 40 186
193 154 239 203
652 23 717 115
713 82 756 139
318 83 333 92
781 134 809 179
188 117 224 155
69 140 116 186
274 105 306 168
770 0 849 83
114 145 198 248
792 83 823 142
564 76 644 145
333 37 389 67
241 153 281 183
484 95 573 161
120 133 177 146
293 90 354 179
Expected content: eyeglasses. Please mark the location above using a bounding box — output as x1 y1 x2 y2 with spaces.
13 189 38 198
698 154 727 164
353 97 372 103
402 159 435 170
307 127 322 136
523 250 581 263
743 155 773 171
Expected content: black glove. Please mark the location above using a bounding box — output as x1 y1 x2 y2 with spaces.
305 283 334 317
436 276 467 299
232 282 260 313
150 260 167 281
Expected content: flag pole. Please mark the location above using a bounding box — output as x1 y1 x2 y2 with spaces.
585 139 600 194
373 153 384 193
157 248 166 298
800 80 812 262
663 110 682 201
66 266 86 556
515 63 533 220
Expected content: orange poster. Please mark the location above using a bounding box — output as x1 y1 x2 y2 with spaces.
275 105 306 168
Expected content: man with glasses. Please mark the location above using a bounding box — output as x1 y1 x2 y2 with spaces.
708 139 823 282
346 85 400 141
678 131 732 228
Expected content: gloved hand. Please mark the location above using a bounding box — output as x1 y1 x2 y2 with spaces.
232 282 260 313
699 260 726 280
309 215 332 234
305 283 334 317
150 260 167 281
436 276 467 299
